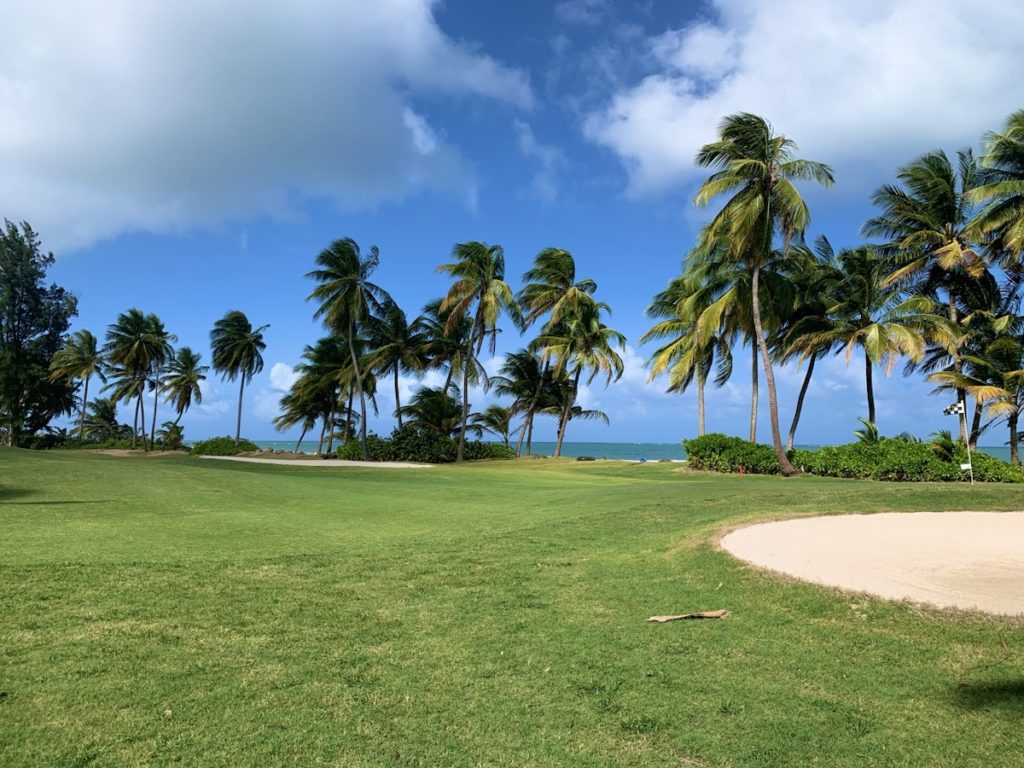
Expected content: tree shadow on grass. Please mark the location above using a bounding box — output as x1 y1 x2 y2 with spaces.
953 680 1024 711
0 486 34 502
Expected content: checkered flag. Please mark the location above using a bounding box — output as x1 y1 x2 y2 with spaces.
943 402 966 416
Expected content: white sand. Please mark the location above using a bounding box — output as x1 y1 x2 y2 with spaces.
200 455 433 469
720 512 1024 616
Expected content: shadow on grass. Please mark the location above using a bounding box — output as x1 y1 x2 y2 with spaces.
0 486 34 502
954 680 1024 710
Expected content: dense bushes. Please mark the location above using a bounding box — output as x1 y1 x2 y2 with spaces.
683 432 1023 483
682 433 784 475
336 426 514 463
189 436 261 456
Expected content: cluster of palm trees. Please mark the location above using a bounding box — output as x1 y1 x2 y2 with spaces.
49 309 268 449
278 239 624 461
645 110 1024 469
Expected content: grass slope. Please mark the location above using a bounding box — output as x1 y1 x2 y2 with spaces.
1 448 1022 767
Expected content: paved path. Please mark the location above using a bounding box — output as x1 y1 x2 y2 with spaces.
199 455 433 469
720 512 1024 616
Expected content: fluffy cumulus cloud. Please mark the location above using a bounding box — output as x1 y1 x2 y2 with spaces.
584 0 1024 194
0 0 531 251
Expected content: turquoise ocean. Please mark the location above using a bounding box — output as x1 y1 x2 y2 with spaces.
252 440 1014 463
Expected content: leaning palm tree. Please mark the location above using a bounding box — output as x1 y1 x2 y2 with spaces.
418 298 478 395
972 110 1024 264
438 242 515 461
694 113 833 474
473 404 514 449
273 387 320 453
364 302 428 429
491 349 546 455
162 347 208 425
210 310 268 445
533 301 625 457
864 148 984 438
82 396 130 442
49 329 105 441
306 238 391 460
789 246 951 426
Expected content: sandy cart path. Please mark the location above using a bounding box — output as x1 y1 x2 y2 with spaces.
720 512 1024 616
199 455 433 469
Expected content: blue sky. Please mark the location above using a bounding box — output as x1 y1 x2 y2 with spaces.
5 0 1024 444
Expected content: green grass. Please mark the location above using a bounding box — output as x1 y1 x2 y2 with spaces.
2 448 1023 767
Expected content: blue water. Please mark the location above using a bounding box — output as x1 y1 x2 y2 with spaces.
252 440 1014 463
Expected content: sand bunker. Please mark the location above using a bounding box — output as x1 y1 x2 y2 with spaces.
200 455 433 469
720 512 1024 616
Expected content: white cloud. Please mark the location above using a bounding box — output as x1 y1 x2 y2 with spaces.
268 362 299 392
514 121 566 203
0 0 531 251
584 0 1024 195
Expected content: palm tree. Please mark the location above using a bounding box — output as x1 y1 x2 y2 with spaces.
972 110 1024 264
49 329 105 441
210 310 268 445
306 238 391 460
104 309 172 450
162 347 208 425
365 302 428 429
144 314 176 450
82 396 130 442
694 113 834 474
438 242 515 461
642 271 733 437
273 387 321 453
865 148 984 437
491 349 546 455
789 246 950 426
155 421 184 450
533 301 624 457
418 298 478 395
515 247 600 451
474 404 514 448
398 386 480 438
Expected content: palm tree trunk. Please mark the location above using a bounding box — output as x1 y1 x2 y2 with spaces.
514 413 528 457
295 424 308 453
786 355 816 451
345 389 354 445
346 321 369 462
456 310 482 463
749 343 758 443
325 399 336 455
751 266 798 475
132 395 140 449
235 377 245 446
318 415 328 455
1010 413 1020 466
394 367 403 429
947 293 968 442
969 400 982 449
79 375 90 442
138 392 147 452
864 351 875 425
443 365 455 396
554 367 582 458
150 371 160 450
697 369 706 437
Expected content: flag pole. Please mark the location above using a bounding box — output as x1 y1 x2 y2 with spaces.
961 408 975 485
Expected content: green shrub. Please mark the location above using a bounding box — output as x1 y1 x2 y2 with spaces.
189 436 261 456
683 433 1023 483
682 433 784 475
335 427 513 463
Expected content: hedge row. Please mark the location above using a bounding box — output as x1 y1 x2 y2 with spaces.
682 433 1023 483
336 426 514 463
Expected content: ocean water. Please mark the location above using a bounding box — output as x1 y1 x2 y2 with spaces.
252 439 1014 463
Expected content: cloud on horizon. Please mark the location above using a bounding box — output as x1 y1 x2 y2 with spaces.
0 0 531 251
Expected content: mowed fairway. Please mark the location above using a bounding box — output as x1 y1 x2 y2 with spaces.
2 449 1023 767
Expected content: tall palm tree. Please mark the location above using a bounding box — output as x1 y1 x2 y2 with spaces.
144 314 176 450
210 310 268 445
438 242 515 461
49 329 105 441
515 247 600 452
491 349 546 456
694 113 833 474
972 110 1024 264
365 302 428 429
864 148 984 438
789 246 951 426
533 301 624 457
306 238 391 460
642 271 733 437
104 309 171 450
162 347 208 425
